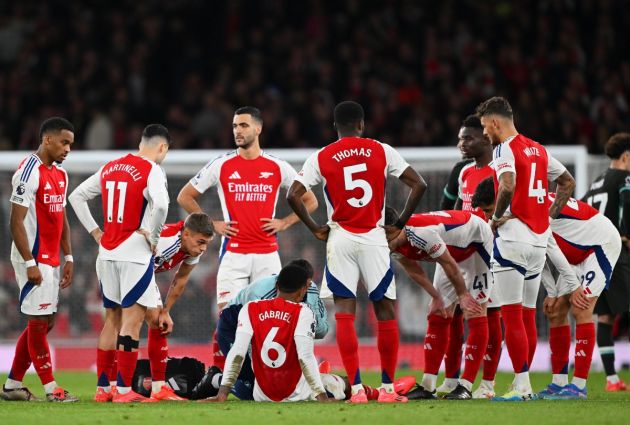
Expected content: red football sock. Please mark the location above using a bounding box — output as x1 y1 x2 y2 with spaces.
27 320 54 385
97 349 116 387
444 311 464 378
482 309 502 381
549 325 571 375
148 328 168 382
523 307 537 367
461 316 489 384
109 355 118 384
574 322 596 380
212 330 225 370
500 304 529 373
116 350 138 388
8 327 31 382
424 314 452 375
377 320 399 384
363 384 379 400
335 313 361 385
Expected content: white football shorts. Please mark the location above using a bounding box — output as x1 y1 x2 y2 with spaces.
320 229 395 301
13 261 60 316
216 251 282 305
96 257 160 308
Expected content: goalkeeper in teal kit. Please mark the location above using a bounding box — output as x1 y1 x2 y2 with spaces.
191 259 328 399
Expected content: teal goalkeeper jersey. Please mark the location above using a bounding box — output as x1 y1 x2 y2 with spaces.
228 275 329 339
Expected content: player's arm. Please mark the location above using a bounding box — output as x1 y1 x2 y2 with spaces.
59 211 73 289
214 307 254 402
295 307 329 402
619 182 630 241
147 167 170 252
287 181 329 241
435 250 482 315
158 262 196 335
177 183 204 214
262 190 318 235
10 203 42 285
306 284 329 339
68 170 103 242
547 155 575 219
384 166 427 242
393 254 447 317
441 161 465 210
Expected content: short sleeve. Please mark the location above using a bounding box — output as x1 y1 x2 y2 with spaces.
383 143 410 178
547 153 567 181
404 227 447 259
294 305 316 339
492 144 516 178
190 156 222 194
11 161 40 208
294 152 322 191
278 159 298 189
236 303 255 337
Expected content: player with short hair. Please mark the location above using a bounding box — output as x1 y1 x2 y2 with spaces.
177 106 317 369
385 208 490 400
91 213 214 402
69 124 171 403
1 118 78 403
581 132 630 391
205 264 330 402
287 100 426 403
439 114 496 396
477 97 575 401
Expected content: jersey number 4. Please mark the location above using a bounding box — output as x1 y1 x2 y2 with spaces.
528 163 546 204
261 326 287 368
105 181 128 223
343 163 373 208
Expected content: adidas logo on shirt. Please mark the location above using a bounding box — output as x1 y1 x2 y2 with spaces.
229 171 241 179
44 181 52 190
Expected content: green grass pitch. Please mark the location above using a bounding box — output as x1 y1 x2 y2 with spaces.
2 370 630 425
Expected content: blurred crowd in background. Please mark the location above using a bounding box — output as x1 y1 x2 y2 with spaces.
1 0 629 154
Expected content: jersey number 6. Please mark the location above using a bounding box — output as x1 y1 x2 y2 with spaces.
261 326 287 368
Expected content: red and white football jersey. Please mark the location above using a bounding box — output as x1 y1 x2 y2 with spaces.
154 221 201 273
458 162 493 215
295 137 409 245
190 151 297 255
492 134 566 242
550 195 617 265
399 210 491 263
238 298 315 401
10 154 68 267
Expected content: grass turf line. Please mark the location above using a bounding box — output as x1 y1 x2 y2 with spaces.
1 370 630 425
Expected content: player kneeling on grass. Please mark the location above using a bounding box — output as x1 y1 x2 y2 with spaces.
386 207 491 400
472 179 621 400
202 264 331 402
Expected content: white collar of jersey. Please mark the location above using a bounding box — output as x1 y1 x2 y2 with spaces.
502 134 517 144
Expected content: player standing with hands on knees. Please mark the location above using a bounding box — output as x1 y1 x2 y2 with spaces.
1 118 77 402
69 124 171 403
177 106 317 369
287 101 426 403
477 97 575 401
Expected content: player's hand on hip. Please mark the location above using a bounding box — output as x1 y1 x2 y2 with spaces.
159 310 174 335
214 220 239 237
429 296 448 318
569 288 591 310
382 224 402 243
459 292 482 315
91 228 103 244
27 265 43 286
313 224 330 241
60 261 74 289
260 217 288 235
489 215 512 234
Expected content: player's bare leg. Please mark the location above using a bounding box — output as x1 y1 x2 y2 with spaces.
95 307 121 402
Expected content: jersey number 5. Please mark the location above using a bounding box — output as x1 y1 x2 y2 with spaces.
343 163 373 208
105 181 128 223
261 326 287 368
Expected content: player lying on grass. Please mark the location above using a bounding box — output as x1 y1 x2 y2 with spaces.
191 259 415 400
385 207 492 400
471 178 620 399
